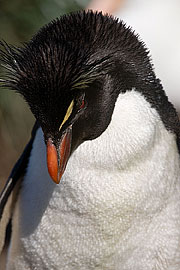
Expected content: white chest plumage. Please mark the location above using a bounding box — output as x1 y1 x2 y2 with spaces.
7 90 180 270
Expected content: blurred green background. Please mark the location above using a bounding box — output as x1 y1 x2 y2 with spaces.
0 0 89 188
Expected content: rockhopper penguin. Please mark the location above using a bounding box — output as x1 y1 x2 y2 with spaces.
0 11 180 270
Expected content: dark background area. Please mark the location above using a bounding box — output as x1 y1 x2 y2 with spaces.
0 0 89 189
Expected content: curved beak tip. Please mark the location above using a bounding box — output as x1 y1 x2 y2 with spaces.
46 127 72 184
46 140 59 184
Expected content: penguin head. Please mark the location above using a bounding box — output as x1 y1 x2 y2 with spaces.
0 11 178 183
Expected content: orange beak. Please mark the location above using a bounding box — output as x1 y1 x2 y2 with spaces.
46 127 72 184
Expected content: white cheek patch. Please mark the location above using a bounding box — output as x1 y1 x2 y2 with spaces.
59 100 74 131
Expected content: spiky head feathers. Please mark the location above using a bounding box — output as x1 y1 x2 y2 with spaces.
0 11 150 132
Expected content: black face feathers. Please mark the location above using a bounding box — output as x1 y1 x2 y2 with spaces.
0 11 149 131
0 11 179 144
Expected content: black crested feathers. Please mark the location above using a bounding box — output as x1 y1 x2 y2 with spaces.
0 11 150 130
0 10 179 145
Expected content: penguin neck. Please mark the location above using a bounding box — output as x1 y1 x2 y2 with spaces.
11 88 179 259
25 88 177 192
67 89 166 172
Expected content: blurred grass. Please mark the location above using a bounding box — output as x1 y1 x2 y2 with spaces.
0 0 89 189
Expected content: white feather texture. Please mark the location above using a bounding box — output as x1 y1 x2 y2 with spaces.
7 90 180 270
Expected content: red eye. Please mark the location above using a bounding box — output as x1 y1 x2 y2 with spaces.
80 99 85 109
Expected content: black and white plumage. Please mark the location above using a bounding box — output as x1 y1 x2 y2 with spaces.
0 11 180 270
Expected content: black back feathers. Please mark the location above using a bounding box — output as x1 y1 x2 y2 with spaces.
0 122 39 254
